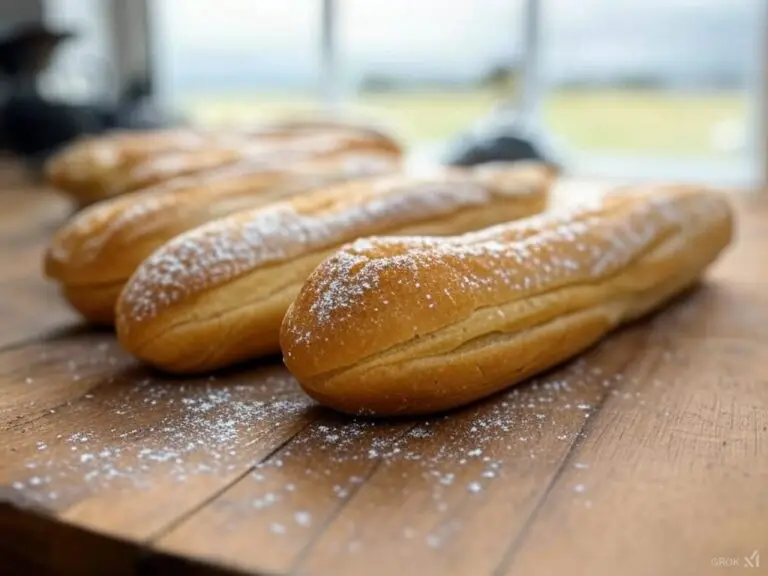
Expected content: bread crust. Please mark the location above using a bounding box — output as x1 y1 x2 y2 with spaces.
107 130 403 198
115 161 555 373
279 185 734 416
44 124 403 204
44 129 215 203
45 150 401 323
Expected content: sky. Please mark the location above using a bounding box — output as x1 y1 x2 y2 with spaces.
154 0 524 85
38 0 765 96
151 0 761 93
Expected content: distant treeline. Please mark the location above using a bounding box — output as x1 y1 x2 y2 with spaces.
358 63 747 94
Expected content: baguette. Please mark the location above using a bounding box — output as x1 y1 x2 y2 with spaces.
108 130 403 198
115 161 556 373
45 150 400 324
44 124 402 205
279 184 734 417
44 129 218 203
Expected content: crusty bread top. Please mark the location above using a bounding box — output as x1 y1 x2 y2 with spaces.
279 185 733 380
44 130 216 191
109 130 404 196
109 148 245 196
246 117 402 148
44 150 402 286
44 125 403 195
116 161 554 327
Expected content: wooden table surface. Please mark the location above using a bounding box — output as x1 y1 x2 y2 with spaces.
1 177 767 576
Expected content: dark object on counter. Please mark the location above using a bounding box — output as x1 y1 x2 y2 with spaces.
1 93 104 164
0 24 84 166
445 108 561 171
0 23 75 77
0 23 181 169
448 132 548 166
110 75 186 130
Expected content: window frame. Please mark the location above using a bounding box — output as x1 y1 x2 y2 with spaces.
316 0 767 188
145 0 767 188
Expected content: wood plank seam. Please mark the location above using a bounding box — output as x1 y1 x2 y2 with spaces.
0 324 90 359
491 340 647 575
288 422 421 573
1 183 765 576
0 501 256 576
145 414 322 544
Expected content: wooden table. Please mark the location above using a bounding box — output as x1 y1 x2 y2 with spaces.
1 180 767 576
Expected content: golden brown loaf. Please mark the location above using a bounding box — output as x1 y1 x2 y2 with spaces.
44 150 401 324
44 129 216 204
44 124 403 205
115 161 555 373
108 130 403 198
279 184 734 417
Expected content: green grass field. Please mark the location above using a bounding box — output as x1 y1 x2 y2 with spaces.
180 89 747 158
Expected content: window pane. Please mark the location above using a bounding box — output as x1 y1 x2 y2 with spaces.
154 0 321 127
542 0 760 161
41 0 114 103
340 0 525 145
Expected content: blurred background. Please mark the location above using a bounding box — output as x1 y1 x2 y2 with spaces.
1 0 766 187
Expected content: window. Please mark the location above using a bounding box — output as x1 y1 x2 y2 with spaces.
149 0 765 184
337 0 525 146
539 0 763 183
152 0 322 127
41 0 114 103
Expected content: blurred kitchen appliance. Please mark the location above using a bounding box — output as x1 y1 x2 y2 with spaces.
0 22 182 169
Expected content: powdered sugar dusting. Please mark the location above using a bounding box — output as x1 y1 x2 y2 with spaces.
120 130 391 191
8 369 313 507
47 175 204 267
119 173 516 324
46 129 209 187
189 354 640 549
48 150 400 274
289 187 730 344
6 323 686 552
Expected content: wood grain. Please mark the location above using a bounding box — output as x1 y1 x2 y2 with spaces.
292 332 647 576
0 175 766 576
0 332 321 539
499 338 768 576
0 186 78 347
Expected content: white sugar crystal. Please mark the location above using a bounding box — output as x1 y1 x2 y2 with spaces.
252 492 281 510
294 511 312 527
410 427 431 438
270 523 286 535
